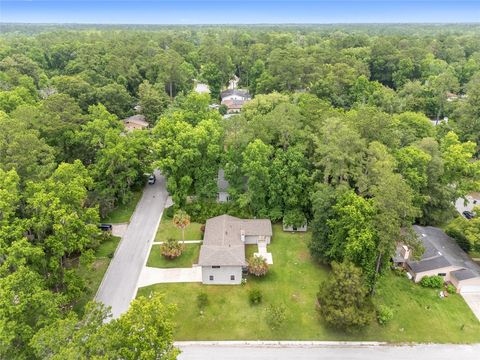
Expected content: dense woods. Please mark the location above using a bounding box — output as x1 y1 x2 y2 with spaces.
1 24 480 357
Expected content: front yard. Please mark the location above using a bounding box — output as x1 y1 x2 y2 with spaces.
155 217 203 242
147 244 201 268
102 189 143 224
138 225 480 343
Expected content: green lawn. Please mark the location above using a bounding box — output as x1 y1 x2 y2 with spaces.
155 217 203 241
138 225 480 343
102 189 143 223
147 244 201 268
74 236 121 314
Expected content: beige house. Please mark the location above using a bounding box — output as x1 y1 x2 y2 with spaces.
394 226 480 293
198 214 272 285
122 114 148 131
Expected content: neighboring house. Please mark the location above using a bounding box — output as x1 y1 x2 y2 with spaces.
198 215 272 285
282 221 307 232
122 114 148 131
220 89 251 114
393 225 480 293
217 169 230 203
430 117 449 126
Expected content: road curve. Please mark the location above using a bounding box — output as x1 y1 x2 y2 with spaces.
176 342 480 360
95 170 167 319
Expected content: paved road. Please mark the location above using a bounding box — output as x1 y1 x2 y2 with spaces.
176 342 480 360
95 170 168 319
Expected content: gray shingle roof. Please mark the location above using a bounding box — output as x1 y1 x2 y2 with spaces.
407 255 452 273
451 268 478 281
220 89 251 99
407 226 480 277
198 214 272 266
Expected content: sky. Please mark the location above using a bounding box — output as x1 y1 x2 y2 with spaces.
0 1 479 24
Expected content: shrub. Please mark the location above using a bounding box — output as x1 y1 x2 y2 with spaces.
265 304 286 329
248 288 263 305
197 292 209 309
376 305 394 325
160 238 185 259
446 283 456 294
248 255 269 277
420 275 444 289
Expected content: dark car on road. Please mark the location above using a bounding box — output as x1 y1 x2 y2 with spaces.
462 211 475 220
98 223 113 231
148 174 156 184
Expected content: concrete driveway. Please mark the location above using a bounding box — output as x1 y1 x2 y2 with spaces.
138 266 202 287
95 170 168 319
461 293 480 321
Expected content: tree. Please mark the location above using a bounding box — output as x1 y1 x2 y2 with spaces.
161 238 185 259
317 262 374 331
315 118 366 185
96 83 133 118
0 266 64 359
173 210 190 241
240 139 273 216
200 62 223 100
247 255 269 277
30 294 179 360
138 80 169 125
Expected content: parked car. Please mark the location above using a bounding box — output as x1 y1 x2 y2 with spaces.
98 223 113 231
148 174 156 184
462 211 475 220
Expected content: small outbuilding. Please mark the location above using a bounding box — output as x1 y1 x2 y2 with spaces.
122 114 148 131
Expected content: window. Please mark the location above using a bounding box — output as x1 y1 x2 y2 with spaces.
209 275 214 281
438 273 447 277
230 275 235 281
212 266 220 269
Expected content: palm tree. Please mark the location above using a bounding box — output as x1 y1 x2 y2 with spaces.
173 210 190 241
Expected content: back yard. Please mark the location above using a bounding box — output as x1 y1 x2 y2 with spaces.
138 225 480 343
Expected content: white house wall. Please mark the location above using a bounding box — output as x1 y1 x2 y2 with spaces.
202 266 243 285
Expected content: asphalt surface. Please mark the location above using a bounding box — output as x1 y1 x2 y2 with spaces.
95 170 167 319
176 342 480 360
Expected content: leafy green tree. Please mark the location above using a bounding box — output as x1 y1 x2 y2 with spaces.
200 62 223 100
315 118 366 185
96 83 133 118
317 261 374 331
0 266 64 359
394 111 435 147
30 294 179 360
240 139 273 216
138 80 169 124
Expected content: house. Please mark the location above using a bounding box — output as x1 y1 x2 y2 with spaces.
217 169 229 203
394 225 480 293
122 114 148 131
220 89 251 114
198 215 272 285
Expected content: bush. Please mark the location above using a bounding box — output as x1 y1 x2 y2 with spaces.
265 304 286 330
376 305 394 325
446 283 456 294
197 292 209 310
420 275 444 289
247 255 269 277
248 288 263 305
160 238 185 259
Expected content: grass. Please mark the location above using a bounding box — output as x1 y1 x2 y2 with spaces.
155 217 203 241
147 244 201 268
138 225 480 343
102 189 143 224
74 236 121 314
